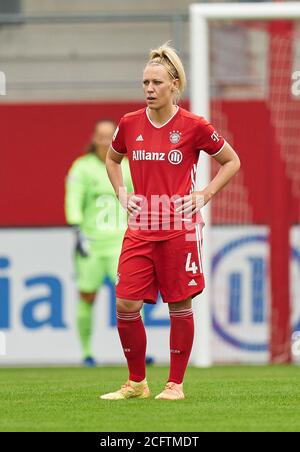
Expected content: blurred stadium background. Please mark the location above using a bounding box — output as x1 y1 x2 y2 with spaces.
0 0 299 368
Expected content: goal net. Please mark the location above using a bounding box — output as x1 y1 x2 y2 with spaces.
190 3 300 365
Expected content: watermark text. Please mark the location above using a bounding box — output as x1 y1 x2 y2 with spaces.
291 71 300 97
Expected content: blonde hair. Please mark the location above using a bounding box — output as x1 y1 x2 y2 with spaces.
147 41 186 103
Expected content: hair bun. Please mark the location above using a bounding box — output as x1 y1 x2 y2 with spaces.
146 41 186 102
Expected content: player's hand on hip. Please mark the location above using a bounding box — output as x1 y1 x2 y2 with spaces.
118 188 142 217
127 194 143 217
174 191 209 217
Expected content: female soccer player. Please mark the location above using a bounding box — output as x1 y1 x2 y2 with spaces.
65 119 133 366
101 43 240 399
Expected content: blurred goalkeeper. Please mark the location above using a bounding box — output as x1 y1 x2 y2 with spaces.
65 119 133 367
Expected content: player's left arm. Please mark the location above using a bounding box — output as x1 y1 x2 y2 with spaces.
175 142 240 215
202 141 240 205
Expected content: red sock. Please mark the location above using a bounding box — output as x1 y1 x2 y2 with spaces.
168 308 194 384
117 311 146 382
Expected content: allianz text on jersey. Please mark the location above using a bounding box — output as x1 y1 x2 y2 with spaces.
132 149 183 164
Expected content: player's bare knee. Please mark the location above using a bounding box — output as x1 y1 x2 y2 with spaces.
168 297 192 312
116 298 143 313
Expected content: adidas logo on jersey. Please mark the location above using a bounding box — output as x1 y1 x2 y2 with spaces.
188 279 197 286
136 134 144 142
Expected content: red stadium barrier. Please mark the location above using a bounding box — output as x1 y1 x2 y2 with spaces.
0 100 299 226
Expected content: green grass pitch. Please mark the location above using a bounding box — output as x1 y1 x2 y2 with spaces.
0 365 299 432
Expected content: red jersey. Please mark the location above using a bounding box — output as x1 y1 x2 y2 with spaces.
111 106 225 241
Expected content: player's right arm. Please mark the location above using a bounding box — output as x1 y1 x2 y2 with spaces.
107 119 141 216
106 147 141 216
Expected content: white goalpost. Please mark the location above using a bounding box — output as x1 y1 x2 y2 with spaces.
190 2 300 367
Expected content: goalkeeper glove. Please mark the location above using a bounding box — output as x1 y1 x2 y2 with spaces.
73 226 90 258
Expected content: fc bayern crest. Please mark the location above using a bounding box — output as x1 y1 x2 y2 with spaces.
169 130 182 144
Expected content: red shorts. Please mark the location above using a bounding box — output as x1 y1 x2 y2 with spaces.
116 225 205 304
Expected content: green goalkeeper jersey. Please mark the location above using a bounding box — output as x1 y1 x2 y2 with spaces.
65 153 133 256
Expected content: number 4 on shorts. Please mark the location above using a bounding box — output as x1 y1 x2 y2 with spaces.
185 252 198 274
